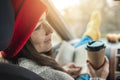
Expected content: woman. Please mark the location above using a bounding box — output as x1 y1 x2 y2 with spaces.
2 0 109 80
2 0 77 80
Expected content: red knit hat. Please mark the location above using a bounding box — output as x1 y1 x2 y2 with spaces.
2 0 47 58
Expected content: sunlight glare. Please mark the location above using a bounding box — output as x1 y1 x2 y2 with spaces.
51 0 80 10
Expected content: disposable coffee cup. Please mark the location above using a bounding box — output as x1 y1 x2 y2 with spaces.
86 41 106 69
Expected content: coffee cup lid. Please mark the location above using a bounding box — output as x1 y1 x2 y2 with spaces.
86 41 106 51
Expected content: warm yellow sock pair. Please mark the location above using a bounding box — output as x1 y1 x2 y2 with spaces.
83 10 101 40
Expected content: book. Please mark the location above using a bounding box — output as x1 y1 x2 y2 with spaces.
55 41 88 75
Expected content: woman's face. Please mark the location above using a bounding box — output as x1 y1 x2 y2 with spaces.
30 13 53 53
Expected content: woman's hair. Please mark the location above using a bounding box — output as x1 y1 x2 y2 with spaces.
11 39 65 72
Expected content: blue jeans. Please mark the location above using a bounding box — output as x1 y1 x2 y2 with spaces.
76 74 90 80
74 36 92 48
74 36 92 80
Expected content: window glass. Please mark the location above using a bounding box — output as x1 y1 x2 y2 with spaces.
52 30 62 46
51 0 120 38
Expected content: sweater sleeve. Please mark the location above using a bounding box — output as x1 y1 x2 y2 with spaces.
38 67 74 80
90 77 106 80
18 58 74 80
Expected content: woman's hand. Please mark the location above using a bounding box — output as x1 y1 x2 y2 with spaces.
63 63 81 78
87 56 109 79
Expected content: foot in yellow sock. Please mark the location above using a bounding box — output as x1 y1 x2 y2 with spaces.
83 10 101 40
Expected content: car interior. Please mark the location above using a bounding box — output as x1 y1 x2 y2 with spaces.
41 0 120 80
1 0 120 80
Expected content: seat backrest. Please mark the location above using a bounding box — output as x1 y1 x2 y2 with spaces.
0 63 45 80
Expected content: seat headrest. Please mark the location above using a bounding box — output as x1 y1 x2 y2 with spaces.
0 1 14 50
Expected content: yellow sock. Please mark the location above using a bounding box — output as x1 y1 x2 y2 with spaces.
83 10 101 40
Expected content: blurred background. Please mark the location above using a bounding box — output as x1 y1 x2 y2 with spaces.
51 0 120 38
